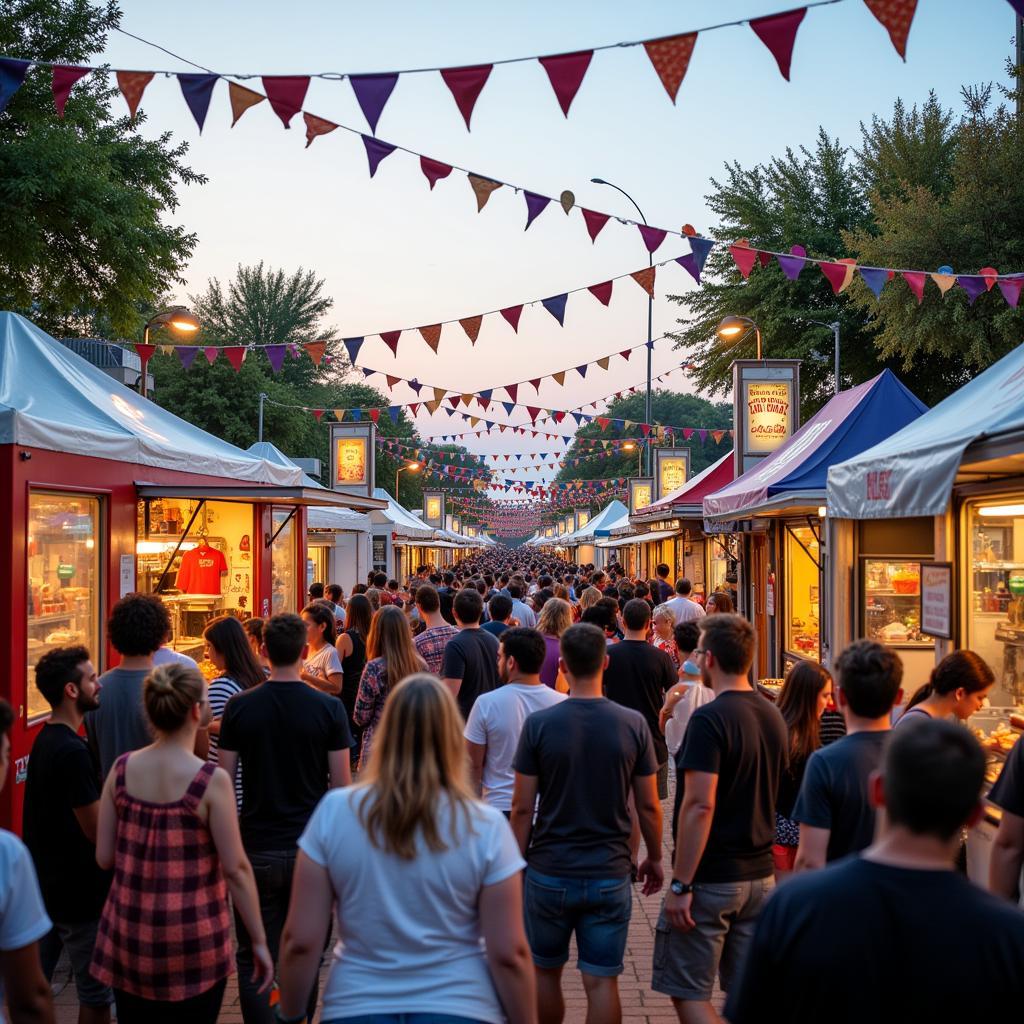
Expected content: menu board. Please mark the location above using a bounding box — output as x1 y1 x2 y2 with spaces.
921 562 953 639
745 381 793 454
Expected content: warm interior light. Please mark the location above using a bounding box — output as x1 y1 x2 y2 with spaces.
978 503 1024 517
817 506 828 518
623 442 636 451
136 539 199 554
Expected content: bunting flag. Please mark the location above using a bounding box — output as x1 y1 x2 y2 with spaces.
116 70 154 118
0 58 30 114
541 294 569 326
776 244 807 281
539 50 593 116
177 346 199 370
343 338 364 364
419 324 442 352
582 208 611 243
638 226 668 254
864 0 917 60
51 64 91 117
178 73 219 131
228 82 265 126
261 75 309 127
730 242 758 279
381 331 401 354
902 271 926 303
643 32 698 102
420 156 453 189
265 344 287 373
350 73 399 134
631 267 656 297
468 174 502 211
859 266 889 298
224 346 247 371
525 192 551 230
749 8 807 81
204 347 219 365
460 315 483 344
440 64 493 129
362 135 396 176
500 305 523 332
589 281 613 306
998 277 1024 308
303 341 326 365
304 112 338 147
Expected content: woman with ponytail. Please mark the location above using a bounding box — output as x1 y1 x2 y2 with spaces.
897 650 995 726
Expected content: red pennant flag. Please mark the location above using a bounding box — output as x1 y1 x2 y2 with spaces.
500 305 523 332
224 346 246 372
902 270 927 304
505 384 519 403
597 417 611 430
729 244 758 279
631 267 656 297
368 409 380 424
581 208 610 243
750 7 807 81
819 261 851 294
409 402 420 416
261 76 310 128
228 82 265 126
863 0 918 60
419 325 442 352
530 378 543 393
643 32 698 103
539 50 593 116
460 315 483 344
440 64 493 129
52 65 91 117
312 409 324 422
304 341 326 365
589 281 613 306
640 424 653 436
637 225 668 253
527 407 542 422
303 112 338 147
116 71 154 119
380 331 401 355
134 343 156 364
757 250 772 268
420 156 453 190
620 349 632 360
385 375 400 388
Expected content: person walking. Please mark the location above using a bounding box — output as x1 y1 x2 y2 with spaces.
354 605 426 769
276 674 536 1024
704 592 733 615
441 588 500 720
24 647 113 1023
896 649 994 726
300 603 344 696
661 579 705 626
91 663 273 1023
244 618 270 673
482 593 514 638
653 614 787 1022
725 720 1024 1022
465 628 567 814
793 640 904 872
653 564 674 605
659 622 712 759
537 598 573 689
336 593 371 763
507 581 538 629
512 623 663 1024
217 614 354 1024
437 571 457 624
412 584 459 675
652 606 680 669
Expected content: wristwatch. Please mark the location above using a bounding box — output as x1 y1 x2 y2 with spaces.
670 879 694 896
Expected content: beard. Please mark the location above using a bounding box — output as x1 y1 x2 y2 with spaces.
76 691 101 714
498 661 511 685
700 661 713 688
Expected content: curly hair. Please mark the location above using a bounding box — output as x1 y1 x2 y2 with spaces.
108 594 170 657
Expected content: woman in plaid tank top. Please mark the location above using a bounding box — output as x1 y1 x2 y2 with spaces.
91 663 274 1023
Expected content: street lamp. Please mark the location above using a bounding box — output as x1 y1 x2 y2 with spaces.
804 319 841 395
716 315 763 360
591 177 653 475
395 461 421 502
141 306 201 398
622 442 643 477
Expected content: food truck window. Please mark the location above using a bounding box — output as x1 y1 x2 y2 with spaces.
272 509 297 615
27 493 101 721
785 525 820 659
862 560 931 648
308 544 330 593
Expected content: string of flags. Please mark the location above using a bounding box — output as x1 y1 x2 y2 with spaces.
135 337 335 372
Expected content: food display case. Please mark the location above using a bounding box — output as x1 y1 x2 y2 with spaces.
784 524 820 660
861 559 932 648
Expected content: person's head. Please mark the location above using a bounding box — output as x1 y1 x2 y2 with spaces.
0 700 13 791
453 587 483 626
777 661 834 761
834 640 904 720
308 582 325 601
357 673 475 859
538 597 572 639
559 623 609 681
622 597 652 634
443 571 455 587
108 593 171 657
697 613 756 684
498 627 547 682
874 718 986 842
656 563 670 581
533 587 554 611
203 616 265 690
365 587 383 612
263 613 308 669
367 605 423 680
483 593 510 624
652 605 675 641
302 601 337 648
243 618 265 660
144 662 208 736
507 580 524 601
634 581 650 601
415 583 441 615
675 577 692 597
578 586 603 613
34 646 99 715
344 593 373 638
553 583 570 602
905 650 995 720
373 572 388 589
387 579 400 593
673 621 700 658
326 584 343 604
706 591 734 615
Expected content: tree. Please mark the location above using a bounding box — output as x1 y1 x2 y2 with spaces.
0 0 203 338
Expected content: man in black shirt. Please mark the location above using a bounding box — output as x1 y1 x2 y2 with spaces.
654 614 787 1019
727 719 1024 1022
437 571 457 624
793 639 903 870
219 613 353 1024
990 728 1024 899
441 588 500 719
23 646 113 1021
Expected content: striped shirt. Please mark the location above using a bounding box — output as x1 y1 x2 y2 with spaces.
207 676 243 806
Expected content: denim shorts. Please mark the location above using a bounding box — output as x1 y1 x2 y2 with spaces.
523 868 633 977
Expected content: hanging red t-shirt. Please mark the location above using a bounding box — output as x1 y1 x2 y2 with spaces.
176 544 228 594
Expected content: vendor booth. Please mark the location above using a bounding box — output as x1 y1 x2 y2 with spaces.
369 488 438 579
572 499 626 569
0 311 384 828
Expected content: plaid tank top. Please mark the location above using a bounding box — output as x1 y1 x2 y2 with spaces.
91 754 233 1000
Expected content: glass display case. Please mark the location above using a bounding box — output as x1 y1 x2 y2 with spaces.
271 509 297 615
861 559 931 648
27 493 101 721
785 525 820 659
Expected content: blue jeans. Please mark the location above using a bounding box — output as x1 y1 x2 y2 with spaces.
326 1017 489 1024
523 868 633 977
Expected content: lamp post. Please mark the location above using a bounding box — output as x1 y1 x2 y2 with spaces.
716 314 762 360
591 177 653 475
140 306 200 398
622 441 643 477
805 319 841 395
395 461 421 503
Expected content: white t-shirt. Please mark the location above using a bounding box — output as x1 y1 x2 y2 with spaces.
298 788 525 1023
0 830 51 1014
662 595 706 625
464 682 567 810
152 646 200 670
304 644 343 680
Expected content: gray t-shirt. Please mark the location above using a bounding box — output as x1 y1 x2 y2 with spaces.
85 668 152 781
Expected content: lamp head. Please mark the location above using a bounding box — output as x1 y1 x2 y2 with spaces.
149 305 200 334
716 314 755 340
408 462 421 472
590 177 607 185
623 442 636 451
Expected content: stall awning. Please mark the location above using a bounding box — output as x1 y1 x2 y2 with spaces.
633 452 735 522
136 484 386 512
618 527 682 546
704 370 927 520
369 488 436 538
828 340 1024 519
307 506 372 531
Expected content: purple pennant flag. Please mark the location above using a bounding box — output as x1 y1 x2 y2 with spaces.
350 73 398 135
698 429 708 442
676 252 701 284
264 344 287 373
343 337 364 364
407 378 422 395
361 135 396 177
638 225 668 253
176 346 199 370
859 266 889 299
541 293 568 326
689 235 715 274
776 244 807 281
524 191 551 230
998 276 1024 308
0 58 31 113
957 275 987 305
360 367 374 378
177 73 218 131
576 364 588 378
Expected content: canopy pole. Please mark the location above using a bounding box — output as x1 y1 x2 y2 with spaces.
258 392 267 442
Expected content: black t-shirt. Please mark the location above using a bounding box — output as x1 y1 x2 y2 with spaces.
654 579 674 604
441 628 500 719
22 723 111 922
776 750 809 820
793 730 888 861
674 690 788 883
219 679 353 852
989 733 1024 816
437 587 456 625
514 697 658 879
725 857 1024 1023
603 640 676 765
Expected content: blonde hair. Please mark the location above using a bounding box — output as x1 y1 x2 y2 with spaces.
578 586 603 612
356 673 477 859
553 584 570 602
144 663 204 733
538 597 573 638
652 605 675 626
367 605 425 683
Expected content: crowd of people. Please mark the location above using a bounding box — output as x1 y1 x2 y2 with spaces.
2 552 1024 1023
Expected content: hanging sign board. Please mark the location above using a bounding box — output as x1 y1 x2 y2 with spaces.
732 360 801 477
629 477 655 515
654 448 691 501
423 490 445 528
745 381 794 454
329 423 376 498
920 562 953 639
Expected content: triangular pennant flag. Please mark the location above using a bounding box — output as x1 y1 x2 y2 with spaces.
589 281 613 306
864 0 918 60
526 407 542 422
303 341 326 366
468 174 502 212
576 364 588 379
51 64 91 117
350 73 399 134
116 71 155 119
776 244 807 281
261 76 309 128
998 277 1024 308
729 243 758 279
204 347 219 364
932 270 957 295
420 156 453 190
460 315 483 344
408 402 420 416
581 208 610 243
420 325 442 352
407 378 422 395
264 345 287 373
541 294 568 326
368 409 380 424
343 337 364 364
676 252 701 284
439 64 493 129
552 371 566 386
902 270 927 303
528 378 542 393
380 330 401 355
859 266 889 299
757 250 772 268
176 346 199 370
637 225 668 253
361 135 396 177
303 112 338 148
631 266 656 297
750 7 807 81
505 384 519 403
311 409 325 423
228 82 265 126
178 73 218 132
388 406 401 424
957 276 987 305
500 305 523 332
539 51 593 116
689 235 715 273
979 267 999 291
524 191 551 230
224 346 246 372
643 32 698 103
335 409 348 422
820 260 852 294
597 356 610 371
134 343 156 364
711 430 726 445
597 417 611 430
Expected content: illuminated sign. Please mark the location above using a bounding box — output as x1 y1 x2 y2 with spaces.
335 438 367 484
329 423 376 497
745 381 793 454
654 448 691 501
629 477 654 515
